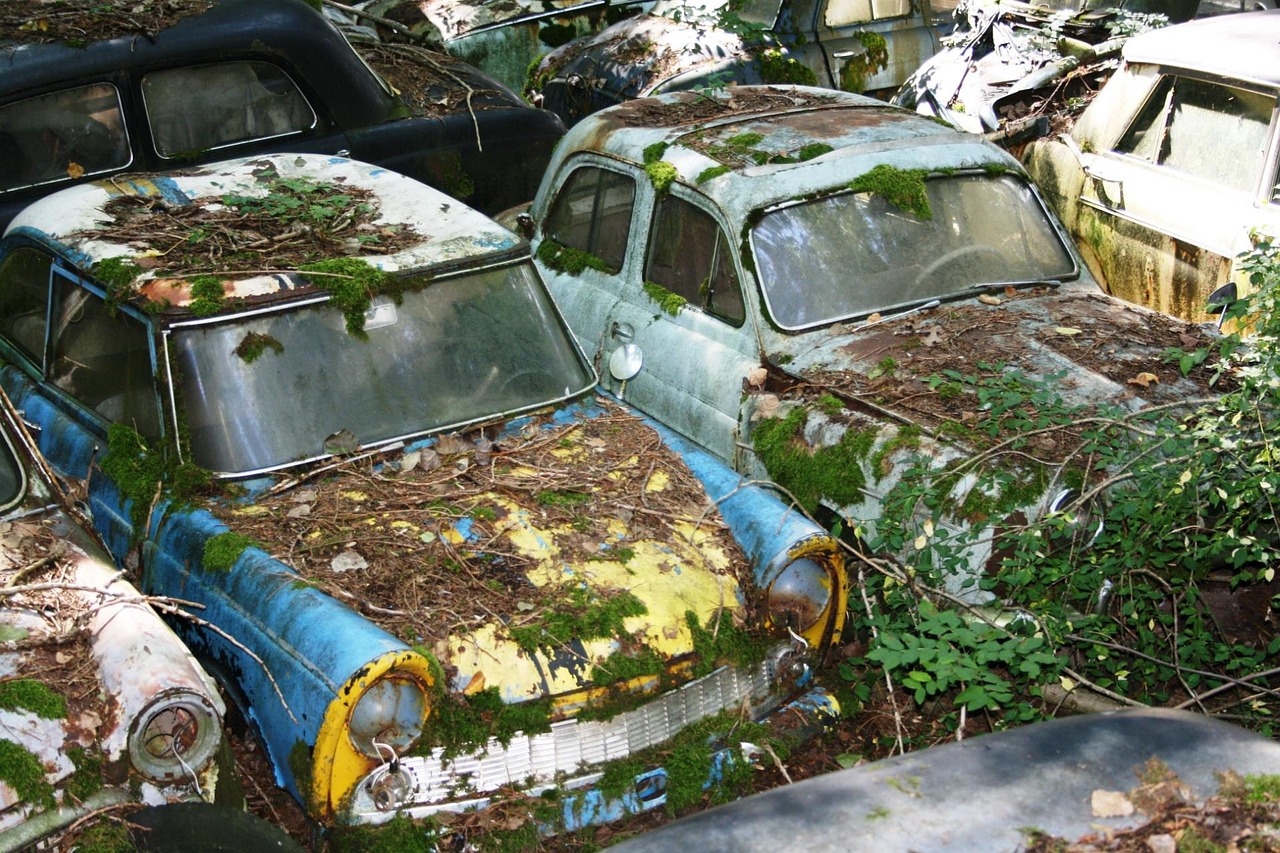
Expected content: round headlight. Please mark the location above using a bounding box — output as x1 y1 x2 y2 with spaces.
1046 488 1103 549
349 676 427 757
766 557 833 635
130 696 223 783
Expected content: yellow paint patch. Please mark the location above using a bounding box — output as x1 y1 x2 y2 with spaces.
389 520 419 531
645 470 670 493
607 456 641 481
341 491 369 502
231 505 271 517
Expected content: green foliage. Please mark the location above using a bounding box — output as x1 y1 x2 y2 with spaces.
66 746 104 801
92 257 143 311
642 281 687 316
848 164 931 220
187 274 226 317
234 331 284 363
686 608 769 677
841 238 1280 735
759 48 817 86
537 238 612 275
535 489 591 507
751 406 875 514
697 165 732 184
645 161 679 194
642 142 669 165
836 33 888 94
223 176 367 224
590 646 667 687
509 586 648 652
0 679 66 718
422 686 553 757
0 739 53 810
300 257 389 338
328 814 435 853
203 531 255 572
72 821 133 853
99 423 212 537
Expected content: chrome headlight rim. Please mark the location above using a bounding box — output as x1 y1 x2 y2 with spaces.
348 674 428 758
765 556 835 637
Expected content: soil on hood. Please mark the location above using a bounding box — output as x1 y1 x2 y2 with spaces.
0 0 211 45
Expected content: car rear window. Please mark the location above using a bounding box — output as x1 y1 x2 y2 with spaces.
0 84 131 193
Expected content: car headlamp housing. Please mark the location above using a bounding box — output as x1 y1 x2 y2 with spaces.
766 556 835 638
348 675 428 757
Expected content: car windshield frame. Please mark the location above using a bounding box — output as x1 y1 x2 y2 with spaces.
164 256 596 477
750 171 1079 331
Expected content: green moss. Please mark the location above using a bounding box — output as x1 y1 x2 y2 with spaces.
643 281 687 316
72 821 134 853
0 679 67 719
99 423 212 538
751 407 876 514
686 609 768 678
696 165 732 184
65 746 104 801
870 424 922 478
288 740 314 816
590 646 667 687
726 132 764 148
0 739 54 811
328 814 434 853
203 531 255 572
759 48 817 86
645 161 678 194
187 275 226 317
1241 774 1280 804
837 32 888 93
299 257 390 338
642 142 669 165
234 331 284 363
537 239 611 275
535 489 591 508
419 686 553 758
849 164 931 220
92 257 143 311
509 587 648 652
597 756 647 801
796 143 834 162
817 394 843 415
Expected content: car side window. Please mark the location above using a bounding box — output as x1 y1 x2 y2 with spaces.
0 84 130 193
0 248 52 366
823 0 910 26
644 195 744 324
1114 76 1274 195
543 166 636 274
142 61 316 158
49 276 160 439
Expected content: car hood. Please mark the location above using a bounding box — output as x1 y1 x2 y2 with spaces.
231 396 752 710
539 11 746 100
769 283 1220 427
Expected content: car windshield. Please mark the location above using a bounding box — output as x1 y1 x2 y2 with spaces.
168 259 595 476
752 173 1077 330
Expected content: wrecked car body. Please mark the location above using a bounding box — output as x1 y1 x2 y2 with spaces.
524 84 1226 599
891 0 1186 137
0 0 564 231
0 387 227 849
1023 10 1280 321
0 153 848 832
329 0 655 95
529 0 940 127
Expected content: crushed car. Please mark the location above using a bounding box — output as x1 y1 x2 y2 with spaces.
0 0 565 231
1022 10 1280 321
0 386 229 850
0 152 849 837
891 0 1189 138
326 0 655 95
521 84 1229 600
527 0 940 127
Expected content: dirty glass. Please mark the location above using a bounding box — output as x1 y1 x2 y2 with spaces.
142 62 315 158
0 84 130 193
824 0 909 26
753 173 1076 329
0 248 52 366
49 276 160 438
1114 76 1273 195
644 195 744 324
169 260 595 475
544 166 635 273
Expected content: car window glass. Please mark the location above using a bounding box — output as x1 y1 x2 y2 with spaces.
142 62 315 158
544 166 635 273
49 276 160 438
0 248 52 365
0 84 130 193
644 195 744 324
824 0 908 26
1114 76 1274 195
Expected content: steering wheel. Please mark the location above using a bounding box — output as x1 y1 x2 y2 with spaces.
912 245 1009 291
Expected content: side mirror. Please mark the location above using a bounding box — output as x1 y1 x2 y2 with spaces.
1206 282 1238 330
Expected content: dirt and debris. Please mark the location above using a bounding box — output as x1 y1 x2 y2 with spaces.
231 398 747 650
0 0 212 46
607 87 837 130
354 40 512 115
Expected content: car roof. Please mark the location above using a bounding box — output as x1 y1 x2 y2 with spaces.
4 153 523 318
1121 10 1280 90
542 86 1022 217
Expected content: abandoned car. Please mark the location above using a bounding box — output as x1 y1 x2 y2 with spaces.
328 0 654 95
523 84 1228 600
891 0 1190 137
0 152 849 832
1022 10 1280 321
0 386 228 849
0 0 565 232
528 0 940 127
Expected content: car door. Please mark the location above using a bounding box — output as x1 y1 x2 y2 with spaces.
807 0 939 94
1075 71 1280 320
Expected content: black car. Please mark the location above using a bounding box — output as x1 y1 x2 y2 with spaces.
0 0 564 228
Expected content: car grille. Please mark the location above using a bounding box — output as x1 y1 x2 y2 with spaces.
350 657 780 818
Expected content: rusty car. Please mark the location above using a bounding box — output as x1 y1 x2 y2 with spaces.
0 152 849 837
0 386 230 849
1022 10 1280 321
527 0 940 127
0 0 565 232
521 84 1228 601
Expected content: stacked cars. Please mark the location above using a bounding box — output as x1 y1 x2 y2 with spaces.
0 152 848 833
